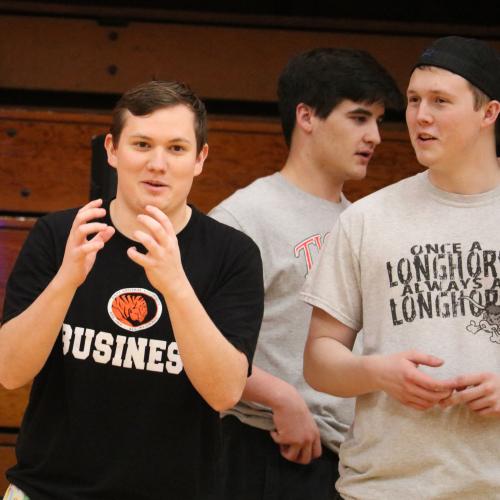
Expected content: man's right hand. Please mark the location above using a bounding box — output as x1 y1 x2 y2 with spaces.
57 199 115 289
370 350 454 411
270 385 322 465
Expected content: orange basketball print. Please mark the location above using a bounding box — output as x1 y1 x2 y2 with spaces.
111 294 148 327
107 288 163 332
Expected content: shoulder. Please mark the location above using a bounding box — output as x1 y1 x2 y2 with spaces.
27 206 79 244
193 208 261 257
189 210 263 286
210 174 279 217
341 174 422 221
40 207 80 228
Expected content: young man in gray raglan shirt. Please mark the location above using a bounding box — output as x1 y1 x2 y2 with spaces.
303 37 500 499
210 48 402 500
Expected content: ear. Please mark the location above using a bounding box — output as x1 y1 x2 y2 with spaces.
482 100 500 128
104 133 118 169
194 143 209 177
295 103 315 134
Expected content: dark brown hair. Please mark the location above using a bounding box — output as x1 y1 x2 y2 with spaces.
110 80 207 153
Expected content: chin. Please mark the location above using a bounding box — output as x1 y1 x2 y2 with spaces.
348 168 368 181
415 152 438 169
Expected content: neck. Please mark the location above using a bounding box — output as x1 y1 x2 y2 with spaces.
280 152 344 203
110 197 192 239
428 153 500 195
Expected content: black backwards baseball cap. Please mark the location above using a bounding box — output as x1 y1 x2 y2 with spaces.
414 36 500 101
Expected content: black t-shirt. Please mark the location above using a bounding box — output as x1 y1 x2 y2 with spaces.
2 203 264 499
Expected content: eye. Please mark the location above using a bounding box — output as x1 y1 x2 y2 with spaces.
133 141 150 149
170 144 186 153
407 96 419 104
435 97 447 104
352 116 367 124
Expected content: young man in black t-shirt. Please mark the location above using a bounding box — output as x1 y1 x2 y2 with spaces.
0 81 264 499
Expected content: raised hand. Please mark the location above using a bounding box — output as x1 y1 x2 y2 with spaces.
127 205 186 296
58 199 115 289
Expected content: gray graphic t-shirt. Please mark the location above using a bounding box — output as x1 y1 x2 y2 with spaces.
302 171 500 499
210 172 354 452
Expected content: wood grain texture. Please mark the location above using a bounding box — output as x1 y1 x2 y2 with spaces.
2 14 499 101
0 109 423 214
0 385 30 429
0 111 109 213
0 223 33 318
0 442 16 492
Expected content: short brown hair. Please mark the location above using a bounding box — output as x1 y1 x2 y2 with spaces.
468 82 491 111
467 82 499 153
110 80 207 153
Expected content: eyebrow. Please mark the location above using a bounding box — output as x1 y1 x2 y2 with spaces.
129 134 192 143
407 89 453 97
347 107 385 120
347 108 373 116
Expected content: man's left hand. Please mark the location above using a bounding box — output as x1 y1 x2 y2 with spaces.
440 372 500 416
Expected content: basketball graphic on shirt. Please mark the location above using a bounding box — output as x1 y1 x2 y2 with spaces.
107 288 163 332
111 294 148 326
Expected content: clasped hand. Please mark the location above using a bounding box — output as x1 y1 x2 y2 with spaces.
378 351 500 416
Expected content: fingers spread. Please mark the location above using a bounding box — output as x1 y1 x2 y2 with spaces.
133 230 160 254
74 206 106 227
145 205 175 237
127 246 155 268
137 214 168 247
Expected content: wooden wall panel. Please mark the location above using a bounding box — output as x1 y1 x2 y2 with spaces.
0 220 33 318
0 109 423 214
0 111 109 213
2 14 499 101
0 385 29 429
192 120 286 210
0 437 16 492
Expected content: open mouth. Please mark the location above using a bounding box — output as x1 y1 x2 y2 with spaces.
143 180 167 187
355 151 372 159
417 133 437 142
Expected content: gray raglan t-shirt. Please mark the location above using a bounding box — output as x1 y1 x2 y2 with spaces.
210 172 355 452
302 171 500 499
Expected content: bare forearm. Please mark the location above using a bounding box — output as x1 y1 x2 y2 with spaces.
304 336 380 397
163 278 248 412
242 366 297 409
0 273 76 389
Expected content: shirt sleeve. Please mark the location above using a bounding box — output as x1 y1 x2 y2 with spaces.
204 231 264 375
301 218 363 332
208 205 244 231
2 217 60 325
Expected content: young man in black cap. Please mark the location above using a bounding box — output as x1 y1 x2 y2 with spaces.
302 36 500 498
0 80 264 499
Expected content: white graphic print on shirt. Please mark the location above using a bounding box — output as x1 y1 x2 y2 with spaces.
61 287 183 374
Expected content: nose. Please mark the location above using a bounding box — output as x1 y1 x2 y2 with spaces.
415 101 433 125
364 121 381 146
147 147 167 171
